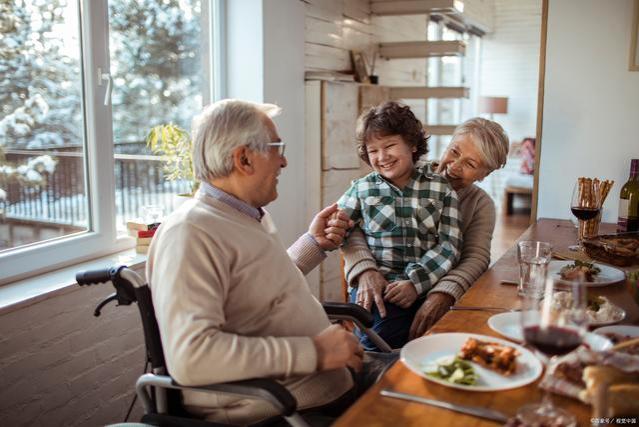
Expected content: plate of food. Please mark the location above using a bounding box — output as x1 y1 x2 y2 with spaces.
594 325 639 353
400 333 543 391
488 311 613 351
548 260 625 286
552 291 626 326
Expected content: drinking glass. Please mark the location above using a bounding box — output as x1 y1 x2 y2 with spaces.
517 241 552 298
141 205 164 224
569 179 601 251
516 277 588 426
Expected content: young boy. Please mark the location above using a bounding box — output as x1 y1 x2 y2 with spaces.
337 101 462 350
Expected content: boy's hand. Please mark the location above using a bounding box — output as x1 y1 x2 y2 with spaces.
309 203 353 251
384 280 418 308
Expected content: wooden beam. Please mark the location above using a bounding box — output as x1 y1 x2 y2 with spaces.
426 125 456 135
371 0 463 16
359 85 391 112
379 41 465 58
390 86 469 99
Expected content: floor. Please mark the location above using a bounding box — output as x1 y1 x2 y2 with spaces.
490 210 531 264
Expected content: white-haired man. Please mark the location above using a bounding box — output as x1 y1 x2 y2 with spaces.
147 99 376 425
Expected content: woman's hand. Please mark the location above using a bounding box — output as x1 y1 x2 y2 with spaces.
356 270 389 318
383 280 418 309
408 293 455 340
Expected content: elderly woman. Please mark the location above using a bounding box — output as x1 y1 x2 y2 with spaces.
342 117 509 350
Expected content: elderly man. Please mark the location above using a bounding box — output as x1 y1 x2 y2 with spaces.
146 99 371 425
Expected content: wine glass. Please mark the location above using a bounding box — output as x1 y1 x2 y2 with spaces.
569 179 600 251
516 277 588 426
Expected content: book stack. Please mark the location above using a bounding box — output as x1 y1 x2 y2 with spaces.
127 221 161 254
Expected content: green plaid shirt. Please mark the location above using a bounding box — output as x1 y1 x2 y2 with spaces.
337 163 462 295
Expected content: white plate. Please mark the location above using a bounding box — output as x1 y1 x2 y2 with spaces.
400 332 543 392
594 325 639 341
551 291 626 326
488 312 613 351
548 260 625 286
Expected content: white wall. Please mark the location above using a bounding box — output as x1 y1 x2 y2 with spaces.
225 0 306 246
479 0 541 143
537 0 639 223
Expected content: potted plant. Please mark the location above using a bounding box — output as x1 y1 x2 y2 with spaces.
146 124 199 197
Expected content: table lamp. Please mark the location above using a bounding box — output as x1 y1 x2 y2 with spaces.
479 96 508 120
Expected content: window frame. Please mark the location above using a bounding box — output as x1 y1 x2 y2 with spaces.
0 0 222 286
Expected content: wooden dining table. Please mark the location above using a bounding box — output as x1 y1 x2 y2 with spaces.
334 218 639 427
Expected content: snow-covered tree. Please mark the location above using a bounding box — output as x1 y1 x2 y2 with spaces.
0 0 82 150
109 0 202 146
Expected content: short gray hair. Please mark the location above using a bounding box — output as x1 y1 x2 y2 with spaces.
192 99 282 180
452 117 509 172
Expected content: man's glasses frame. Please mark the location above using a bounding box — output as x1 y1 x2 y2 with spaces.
266 142 286 157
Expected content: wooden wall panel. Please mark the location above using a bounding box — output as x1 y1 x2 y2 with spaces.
305 0 343 22
322 167 364 207
343 0 371 23
321 167 365 302
321 82 361 170
304 81 323 297
306 16 343 48
304 0 431 301
371 15 429 42
306 43 351 71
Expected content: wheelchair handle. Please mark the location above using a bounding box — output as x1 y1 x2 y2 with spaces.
76 266 144 315
76 266 124 286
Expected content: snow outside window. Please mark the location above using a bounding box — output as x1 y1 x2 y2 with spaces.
0 0 218 284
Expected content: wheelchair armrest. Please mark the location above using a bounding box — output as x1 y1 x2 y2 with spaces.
136 373 297 417
322 302 373 328
322 302 392 353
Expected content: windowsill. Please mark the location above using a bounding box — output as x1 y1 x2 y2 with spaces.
0 248 147 315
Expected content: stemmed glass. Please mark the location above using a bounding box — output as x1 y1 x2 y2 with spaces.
516 277 588 426
569 179 600 251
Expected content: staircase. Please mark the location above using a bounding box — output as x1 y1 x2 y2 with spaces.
372 0 475 137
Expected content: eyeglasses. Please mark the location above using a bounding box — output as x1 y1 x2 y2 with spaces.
266 142 286 157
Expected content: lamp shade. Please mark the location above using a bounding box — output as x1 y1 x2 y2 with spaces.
479 96 508 114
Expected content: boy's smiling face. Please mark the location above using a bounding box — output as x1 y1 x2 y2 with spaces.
365 134 416 189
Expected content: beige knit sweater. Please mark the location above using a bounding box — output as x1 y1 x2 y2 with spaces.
146 192 352 424
343 184 496 301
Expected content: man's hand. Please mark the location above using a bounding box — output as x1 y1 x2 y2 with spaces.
355 269 389 318
313 324 364 372
308 203 353 251
408 292 455 340
383 280 418 309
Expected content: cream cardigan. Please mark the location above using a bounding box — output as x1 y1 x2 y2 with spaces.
146 191 352 424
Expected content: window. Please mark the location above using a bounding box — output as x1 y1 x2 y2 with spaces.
108 0 205 232
424 20 481 161
0 0 88 250
0 0 220 284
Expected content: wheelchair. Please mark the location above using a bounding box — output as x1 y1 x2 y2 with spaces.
76 265 392 427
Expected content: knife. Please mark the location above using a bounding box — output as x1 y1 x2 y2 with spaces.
380 389 509 423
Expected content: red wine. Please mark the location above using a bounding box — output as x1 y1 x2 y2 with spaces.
571 207 600 221
523 325 582 356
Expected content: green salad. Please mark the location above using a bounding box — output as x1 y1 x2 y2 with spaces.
424 357 478 386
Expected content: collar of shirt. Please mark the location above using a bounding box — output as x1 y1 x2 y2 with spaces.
372 162 436 193
200 181 264 221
